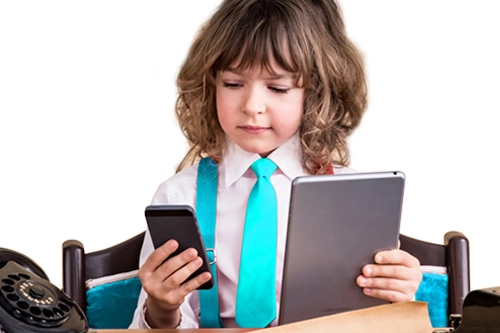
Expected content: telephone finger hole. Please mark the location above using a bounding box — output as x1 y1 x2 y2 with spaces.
7 293 19 301
1 285 14 292
53 308 64 317
16 301 29 309
2 278 14 285
42 309 54 318
58 303 70 312
29 307 42 316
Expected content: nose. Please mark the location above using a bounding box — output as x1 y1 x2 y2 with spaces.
242 86 265 115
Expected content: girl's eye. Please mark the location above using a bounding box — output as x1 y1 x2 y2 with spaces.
269 86 290 94
223 82 240 88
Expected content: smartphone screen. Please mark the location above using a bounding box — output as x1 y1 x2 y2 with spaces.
145 205 214 290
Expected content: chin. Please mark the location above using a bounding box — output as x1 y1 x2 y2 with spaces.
242 146 276 157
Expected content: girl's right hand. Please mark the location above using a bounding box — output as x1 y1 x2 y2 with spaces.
138 239 212 328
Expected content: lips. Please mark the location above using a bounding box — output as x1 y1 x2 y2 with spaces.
238 125 270 134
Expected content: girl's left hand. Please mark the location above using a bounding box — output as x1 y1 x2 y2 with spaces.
356 249 422 302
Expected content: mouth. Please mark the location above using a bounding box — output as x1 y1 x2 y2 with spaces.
238 125 270 134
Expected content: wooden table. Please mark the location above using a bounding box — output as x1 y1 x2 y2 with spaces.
96 328 255 333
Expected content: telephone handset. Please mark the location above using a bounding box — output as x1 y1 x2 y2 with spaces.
0 248 89 333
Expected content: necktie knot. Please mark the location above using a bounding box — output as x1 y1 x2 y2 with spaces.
251 158 277 179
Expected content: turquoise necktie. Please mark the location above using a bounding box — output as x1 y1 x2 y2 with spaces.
235 158 278 328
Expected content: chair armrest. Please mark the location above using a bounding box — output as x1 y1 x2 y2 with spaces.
62 239 86 311
445 231 470 315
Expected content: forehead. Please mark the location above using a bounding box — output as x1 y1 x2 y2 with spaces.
217 44 299 79
212 19 299 75
224 54 297 77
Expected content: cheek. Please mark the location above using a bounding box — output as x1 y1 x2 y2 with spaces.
216 93 233 130
275 98 303 131
288 112 303 133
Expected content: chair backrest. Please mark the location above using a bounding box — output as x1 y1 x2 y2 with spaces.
62 232 145 329
400 231 470 328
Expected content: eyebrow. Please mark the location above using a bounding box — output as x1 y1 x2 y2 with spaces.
224 67 298 80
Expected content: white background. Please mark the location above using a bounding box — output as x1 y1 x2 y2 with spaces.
1 0 499 291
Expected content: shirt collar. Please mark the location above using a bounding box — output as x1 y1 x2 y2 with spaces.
220 133 306 188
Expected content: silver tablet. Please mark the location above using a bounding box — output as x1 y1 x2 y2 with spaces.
279 171 405 325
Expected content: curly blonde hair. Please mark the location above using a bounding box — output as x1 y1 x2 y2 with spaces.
175 0 367 175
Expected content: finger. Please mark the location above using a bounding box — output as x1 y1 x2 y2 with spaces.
374 249 420 269
139 241 182 297
144 255 207 307
361 285 411 303
162 258 212 303
162 255 203 289
362 263 419 281
154 247 199 281
357 273 417 292
142 239 179 273
171 269 213 300
356 275 416 302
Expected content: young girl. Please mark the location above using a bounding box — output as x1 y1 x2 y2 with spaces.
130 0 422 329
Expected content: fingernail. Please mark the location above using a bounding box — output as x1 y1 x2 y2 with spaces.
375 254 383 263
364 288 372 295
167 240 176 249
358 277 367 286
365 267 372 275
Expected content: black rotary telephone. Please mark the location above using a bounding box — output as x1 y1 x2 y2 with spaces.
0 248 89 333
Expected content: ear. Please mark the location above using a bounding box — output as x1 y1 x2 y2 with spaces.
0 247 50 281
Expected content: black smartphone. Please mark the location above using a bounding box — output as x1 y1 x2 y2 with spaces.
145 205 214 290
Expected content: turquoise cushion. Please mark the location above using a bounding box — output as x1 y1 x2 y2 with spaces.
415 272 449 328
84 272 448 328
86 276 142 329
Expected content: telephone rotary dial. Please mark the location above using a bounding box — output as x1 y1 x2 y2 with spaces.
0 248 89 333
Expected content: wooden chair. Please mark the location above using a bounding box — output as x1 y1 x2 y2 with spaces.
400 231 470 328
62 230 470 329
62 232 145 329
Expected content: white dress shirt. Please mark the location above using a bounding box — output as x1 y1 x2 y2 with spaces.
129 134 354 328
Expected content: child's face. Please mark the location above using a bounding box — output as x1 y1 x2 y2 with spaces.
216 60 304 157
